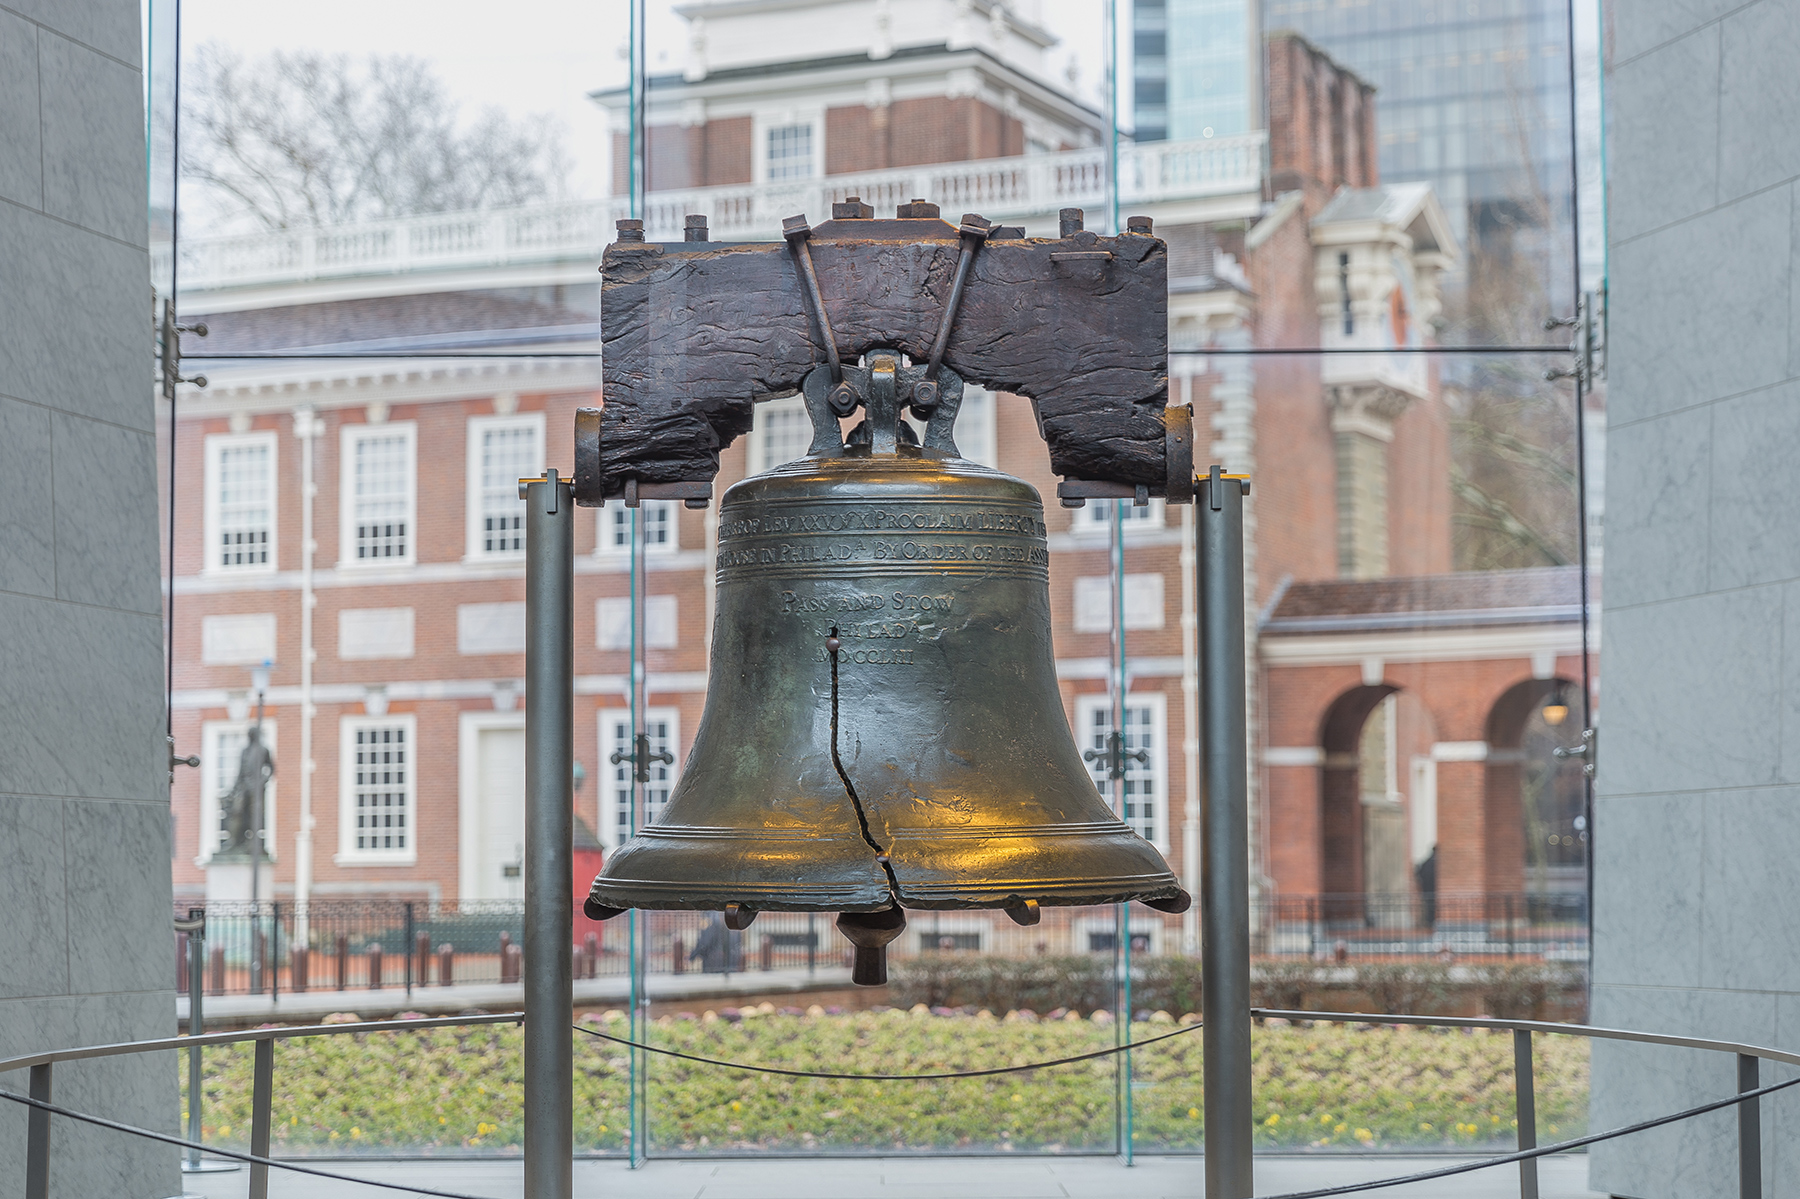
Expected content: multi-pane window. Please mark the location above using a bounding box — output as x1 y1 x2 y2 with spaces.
1076 696 1166 845
1076 496 1165 531
602 709 678 849
342 424 415 566
765 123 814 180
600 501 676 555
342 718 414 859
208 434 275 571
469 416 542 557
751 397 813 473
200 721 276 859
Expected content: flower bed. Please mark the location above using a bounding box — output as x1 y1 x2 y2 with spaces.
179 1008 1587 1155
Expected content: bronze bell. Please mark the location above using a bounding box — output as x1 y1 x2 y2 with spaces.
588 351 1188 983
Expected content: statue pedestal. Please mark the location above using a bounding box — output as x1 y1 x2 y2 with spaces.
205 857 274 904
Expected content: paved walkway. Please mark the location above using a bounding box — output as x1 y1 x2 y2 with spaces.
179 968 855 1027
174 1152 1604 1198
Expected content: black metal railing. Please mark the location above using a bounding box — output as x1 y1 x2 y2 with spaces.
3 1006 1787 1199
172 892 1588 999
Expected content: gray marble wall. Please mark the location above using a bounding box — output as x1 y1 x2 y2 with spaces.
0 1 177 1195
1591 1 1800 1195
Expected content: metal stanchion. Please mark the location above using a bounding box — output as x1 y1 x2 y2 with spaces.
1199 466 1253 1199
522 469 574 1199
178 909 237 1175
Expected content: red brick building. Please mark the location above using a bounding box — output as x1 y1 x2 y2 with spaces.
166 15 1588 956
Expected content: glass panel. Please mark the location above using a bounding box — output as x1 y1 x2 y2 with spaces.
156 0 1596 1158
172 0 606 349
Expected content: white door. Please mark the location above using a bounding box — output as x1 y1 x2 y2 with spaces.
474 727 526 900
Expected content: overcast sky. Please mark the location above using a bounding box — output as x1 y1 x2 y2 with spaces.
174 0 1117 203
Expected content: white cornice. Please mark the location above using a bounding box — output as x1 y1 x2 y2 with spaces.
176 356 600 417
1260 623 1591 668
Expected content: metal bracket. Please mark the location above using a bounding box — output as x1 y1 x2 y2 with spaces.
610 733 674 784
1543 290 1606 388
1552 727 1597 778
1084 731 1149 781
1057 480 1150 509
157 298 209 401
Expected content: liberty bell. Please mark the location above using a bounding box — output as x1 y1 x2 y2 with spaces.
587 347 1189 983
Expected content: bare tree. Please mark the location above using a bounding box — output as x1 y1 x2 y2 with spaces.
183 44 572 232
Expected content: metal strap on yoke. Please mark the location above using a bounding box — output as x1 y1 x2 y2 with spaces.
782 215 841 385
923 214 992 382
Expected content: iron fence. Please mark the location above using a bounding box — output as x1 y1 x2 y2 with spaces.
173 892 1587 999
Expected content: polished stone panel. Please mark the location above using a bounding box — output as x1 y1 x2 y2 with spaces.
0 991 175 1198
1590 984 1778 1198
1 0 140 68
0 592 165 803
0 10 41 209
1699 787 1800 991
62 799 174 997
1592 794 1703 990
39 30 146 248
1709 383 1800 592
0 397 56 598
1599 402 1711 609
1607 24 1719 244
0 794 71 1000
1599 588 1785 797
1608 187 1792 423
1611 0 1745 63
0 203 153 431
52 412 160 614
1719 6 1800 203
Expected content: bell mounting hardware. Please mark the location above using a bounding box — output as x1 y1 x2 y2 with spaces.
577 200 1192 985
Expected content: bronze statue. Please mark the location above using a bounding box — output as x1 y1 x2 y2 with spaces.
217 724 275 858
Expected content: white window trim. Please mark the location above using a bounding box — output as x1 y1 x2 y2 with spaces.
457 709 526 900
338 421 418 570
465 412 545 562
1070 914 1166 956
195 719 278 866
749 394 811 475
1074 691 1171 851
1071 497 1167 536
912 914 991 953
202 431 278 576
751 108 823 184
336 713 419 865
596 500 681 557
598 706 680 851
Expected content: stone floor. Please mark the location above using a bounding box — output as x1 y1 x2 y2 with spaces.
174 1151 1606 1198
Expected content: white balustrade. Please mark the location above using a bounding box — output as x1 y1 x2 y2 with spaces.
159 134 1264 294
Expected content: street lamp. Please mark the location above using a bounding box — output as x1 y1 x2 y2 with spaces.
250 660 271 992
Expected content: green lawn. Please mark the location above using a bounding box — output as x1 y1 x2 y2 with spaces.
180 1009 1588 1155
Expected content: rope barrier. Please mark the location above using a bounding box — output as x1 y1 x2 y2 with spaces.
572 1018 1204 1079
0 1089 499 1199
6 1029 1795 1198
1253 1074 1800 1199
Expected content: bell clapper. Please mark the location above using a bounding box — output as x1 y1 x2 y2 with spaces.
836 907 908 986
1004 899 1041 927
723 902 757 930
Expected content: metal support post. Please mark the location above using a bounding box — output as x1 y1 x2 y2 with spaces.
1513 1029 1539 1199
523 469 574 1199
1199 466 1253 1199
249 1037 274 1199
405 902 415 998
1739 1054 1763 1199
186 913 203 1168
25 1062 50 1199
